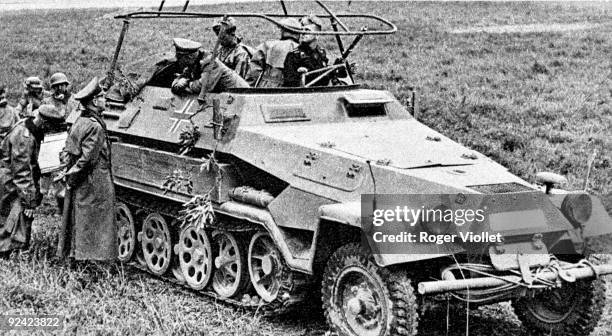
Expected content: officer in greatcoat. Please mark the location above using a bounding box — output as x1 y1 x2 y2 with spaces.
245 18 301 88
0 105 64 255
58 77 117 261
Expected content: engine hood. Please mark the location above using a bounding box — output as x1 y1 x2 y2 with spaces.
243 119 488 169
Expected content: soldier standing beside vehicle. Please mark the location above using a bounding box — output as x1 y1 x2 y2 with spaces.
0 105 64 256
212 17 252 79
0 86 19 142
42 73 76 130
15 77 48 119
245 18 301 88
57 77 117 261
283 15 329 87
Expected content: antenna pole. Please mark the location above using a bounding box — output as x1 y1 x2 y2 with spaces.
280 1 288 15
182 0 190 12
158 0 165 16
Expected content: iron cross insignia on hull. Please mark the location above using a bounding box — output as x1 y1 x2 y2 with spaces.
168 99 196 133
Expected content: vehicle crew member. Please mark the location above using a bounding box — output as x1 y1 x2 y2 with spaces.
212 17 252 79
58 77 117 261
108 38 206 101
0 105 63 255
42 72 77 132
0 86 19 142
169 38 207 95
15 77 48 118
245 18 301 88
283 15 329 87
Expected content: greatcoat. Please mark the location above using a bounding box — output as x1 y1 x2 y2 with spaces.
63 107 116 260
0 118 44 252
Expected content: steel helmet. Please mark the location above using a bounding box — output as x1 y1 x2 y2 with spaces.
50 72 70 87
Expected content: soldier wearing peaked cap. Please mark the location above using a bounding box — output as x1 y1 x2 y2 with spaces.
245 18 301 88
0 102 64 256
57 77 117 261
108 38 206 102
212 17 253 79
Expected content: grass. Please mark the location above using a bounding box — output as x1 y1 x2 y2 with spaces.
1 1 612 335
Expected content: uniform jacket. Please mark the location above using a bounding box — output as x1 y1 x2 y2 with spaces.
63 108 117 260
283 44 329 87
246 37 299 87
0 118 43 209
42 93 77 132
218 42 252 79
196 59 250 102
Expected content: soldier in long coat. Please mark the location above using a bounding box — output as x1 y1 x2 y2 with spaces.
0 105 63 254
59 77 116 261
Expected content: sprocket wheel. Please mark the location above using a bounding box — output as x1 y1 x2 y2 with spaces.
322 243 419 336
512 277 605 336
211 231 250 298
115 202 136 262
175 225 213 290
248 232 285 302
138 213 172 276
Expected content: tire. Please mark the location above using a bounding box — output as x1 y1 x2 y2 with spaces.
321 243 419 336
512 277 606 336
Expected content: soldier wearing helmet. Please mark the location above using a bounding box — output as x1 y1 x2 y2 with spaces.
245 17 301 88
0 104 64 256
42 73 77 132
15 77 48 118
283 15 329 87
0 86 19 142
57 77 117 261
212 17 252 79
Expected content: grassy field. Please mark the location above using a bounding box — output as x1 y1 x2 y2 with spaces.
1 1 612 335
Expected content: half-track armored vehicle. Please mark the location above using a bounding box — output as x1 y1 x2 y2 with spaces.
66 2 612 335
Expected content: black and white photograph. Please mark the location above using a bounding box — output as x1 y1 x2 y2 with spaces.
0 0 611 335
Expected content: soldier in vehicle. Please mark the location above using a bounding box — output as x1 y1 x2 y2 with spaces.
57 77 117 261
283 15 329 87
213 17 252 79
15 77 48 118
0 86 19 142
42 72 76 132
245 18 301 88
0 105 64 256
169 38 207 95
107 38 205 101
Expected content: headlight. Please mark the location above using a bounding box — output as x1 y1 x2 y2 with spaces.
561 193 592 228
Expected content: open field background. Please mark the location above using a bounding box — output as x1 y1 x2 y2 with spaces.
1 1 612 335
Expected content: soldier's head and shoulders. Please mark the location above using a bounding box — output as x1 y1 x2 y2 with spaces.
72 77 107 131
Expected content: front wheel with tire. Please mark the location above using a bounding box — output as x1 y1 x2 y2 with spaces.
512 278 606 336
322 243 419 336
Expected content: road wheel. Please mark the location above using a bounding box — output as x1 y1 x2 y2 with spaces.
322 243 419 336
138 213 172 276
115 202 136 262
211 231 250 298
512 277 605 336
175 225 213 290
